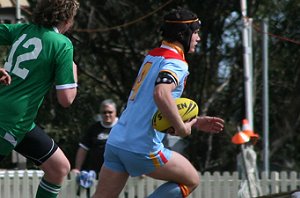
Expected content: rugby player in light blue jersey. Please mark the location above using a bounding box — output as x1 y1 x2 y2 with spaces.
93 8 224 198
0 0 79 197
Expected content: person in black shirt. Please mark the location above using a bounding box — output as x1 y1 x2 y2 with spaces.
72 99 118 175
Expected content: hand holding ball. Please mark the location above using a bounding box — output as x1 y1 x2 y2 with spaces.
152 98 199 133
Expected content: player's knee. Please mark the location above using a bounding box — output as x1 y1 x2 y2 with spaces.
50 159 70 178
188 173 200 192
193 176 200 189
59 160 71 177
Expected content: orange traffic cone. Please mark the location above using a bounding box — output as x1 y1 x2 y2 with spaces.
242 119 259 138
231 131 250 144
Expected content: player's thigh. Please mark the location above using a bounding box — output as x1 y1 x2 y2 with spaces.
93 166 129 198
147 151 199 187
15 125 59 166
15 126 70 181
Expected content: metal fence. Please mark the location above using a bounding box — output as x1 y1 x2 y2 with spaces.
0 170 300 198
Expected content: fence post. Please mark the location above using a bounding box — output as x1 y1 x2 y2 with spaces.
137 177 145 197
260 171 269 195
290 171 299 190
22 171 30 198
223 171 232 198
280 171 288 192
32 171 41 197
203 172 212 198
270 171 280 194
4 171 10 198
13 171 20 198
213 171 222 198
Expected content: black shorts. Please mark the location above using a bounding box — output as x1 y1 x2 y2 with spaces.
12 125 58 166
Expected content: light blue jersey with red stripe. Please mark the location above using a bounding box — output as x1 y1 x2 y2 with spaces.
107 44 189 155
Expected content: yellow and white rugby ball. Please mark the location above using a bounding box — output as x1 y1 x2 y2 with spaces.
152 98 199 132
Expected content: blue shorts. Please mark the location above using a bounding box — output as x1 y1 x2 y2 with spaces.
103 144 172 177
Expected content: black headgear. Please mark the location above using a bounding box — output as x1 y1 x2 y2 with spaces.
161 9 201 53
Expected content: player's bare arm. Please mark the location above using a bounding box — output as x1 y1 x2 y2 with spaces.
154 83 196 137
56 62 78 107
56 87 77 107
73 62 78 83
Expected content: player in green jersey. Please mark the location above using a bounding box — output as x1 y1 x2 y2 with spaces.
0 0 79 197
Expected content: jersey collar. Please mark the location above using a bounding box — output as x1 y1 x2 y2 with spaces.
161 41 185 60
53 27 59 33
100 117 119 128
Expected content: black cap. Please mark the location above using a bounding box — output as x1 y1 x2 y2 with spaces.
161 8 201 53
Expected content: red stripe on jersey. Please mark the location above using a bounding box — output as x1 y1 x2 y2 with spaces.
158 150 168 163
148 48 186 62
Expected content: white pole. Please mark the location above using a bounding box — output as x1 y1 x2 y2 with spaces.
241 0 247 17
16 0 21 23
241 0 254 130
262 19 269 175
248 17 254 124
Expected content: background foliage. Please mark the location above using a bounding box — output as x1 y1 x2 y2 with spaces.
1 0 300 172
